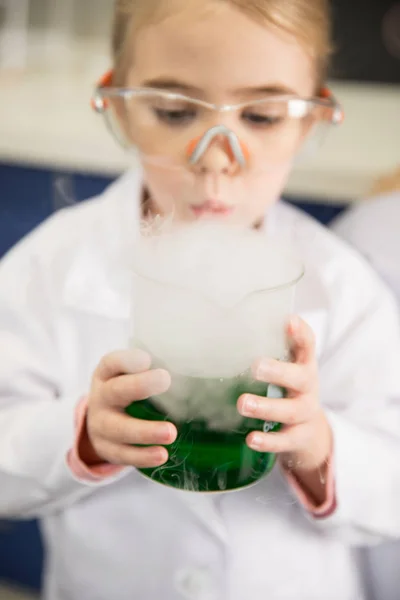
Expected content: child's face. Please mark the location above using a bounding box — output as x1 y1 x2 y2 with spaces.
126 2 316 226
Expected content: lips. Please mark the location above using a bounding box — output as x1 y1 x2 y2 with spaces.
191 200 234 217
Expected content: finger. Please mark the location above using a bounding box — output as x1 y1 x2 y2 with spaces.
94 439 169 469
252 358 311 394
238 394 316 426
95 349 152 382
92 410 177 446
104 369 171 408
246 424 308 454
287 316 316 365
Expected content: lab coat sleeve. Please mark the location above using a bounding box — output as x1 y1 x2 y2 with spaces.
332 209 380 269
0 234 127 520
300 284 400 545
332 201 400 301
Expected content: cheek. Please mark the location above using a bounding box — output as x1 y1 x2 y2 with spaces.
244 163 293 213
143 166 192 213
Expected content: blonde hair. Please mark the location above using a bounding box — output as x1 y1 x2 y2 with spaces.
112 0 333 86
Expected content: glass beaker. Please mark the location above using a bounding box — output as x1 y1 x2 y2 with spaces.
126 228 304 493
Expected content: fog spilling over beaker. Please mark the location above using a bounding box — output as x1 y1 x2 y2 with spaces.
126 221 304 493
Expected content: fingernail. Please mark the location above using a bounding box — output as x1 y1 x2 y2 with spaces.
160 423 175 442
153 448 168 464
290 315 300 334
249 433 263 450
255 358 275 380
242 395 258 415
154 369 171 391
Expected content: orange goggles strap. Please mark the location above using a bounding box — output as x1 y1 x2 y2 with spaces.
91 69 114 112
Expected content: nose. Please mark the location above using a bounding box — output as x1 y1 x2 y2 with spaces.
195 139 236 176
186 128 249 177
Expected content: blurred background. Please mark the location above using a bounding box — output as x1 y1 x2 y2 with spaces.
0 0 399 598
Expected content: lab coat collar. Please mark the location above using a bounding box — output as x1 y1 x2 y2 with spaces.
62 171 276 319
62 169 143 320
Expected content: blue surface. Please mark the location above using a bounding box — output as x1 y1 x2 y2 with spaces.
0 163 114 258
0 162 347 592
287 198 345 225
0 520 43 590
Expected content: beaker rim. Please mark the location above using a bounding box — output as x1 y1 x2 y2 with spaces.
132 260 305 309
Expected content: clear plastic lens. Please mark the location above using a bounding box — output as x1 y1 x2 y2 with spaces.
98 90 336 172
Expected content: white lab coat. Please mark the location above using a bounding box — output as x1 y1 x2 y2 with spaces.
332 192 400 600
333 192 400 298
1 170 400 600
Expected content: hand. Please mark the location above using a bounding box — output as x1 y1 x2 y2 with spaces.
237 316 332 473
82 349 177 468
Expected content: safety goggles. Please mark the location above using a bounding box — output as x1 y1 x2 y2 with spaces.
92 70 344 174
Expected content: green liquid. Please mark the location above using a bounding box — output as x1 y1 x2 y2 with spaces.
126 373 282 493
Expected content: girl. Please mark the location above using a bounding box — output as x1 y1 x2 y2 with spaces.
1 1 400 599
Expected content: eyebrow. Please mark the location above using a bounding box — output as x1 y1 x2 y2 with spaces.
141 78 203 94
140 78 298 97
237 84 298 96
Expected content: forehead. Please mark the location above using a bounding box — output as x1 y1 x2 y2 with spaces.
127 3 315 97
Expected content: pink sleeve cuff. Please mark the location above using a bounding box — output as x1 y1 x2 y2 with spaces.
67 396 125 482
282 454 337 519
